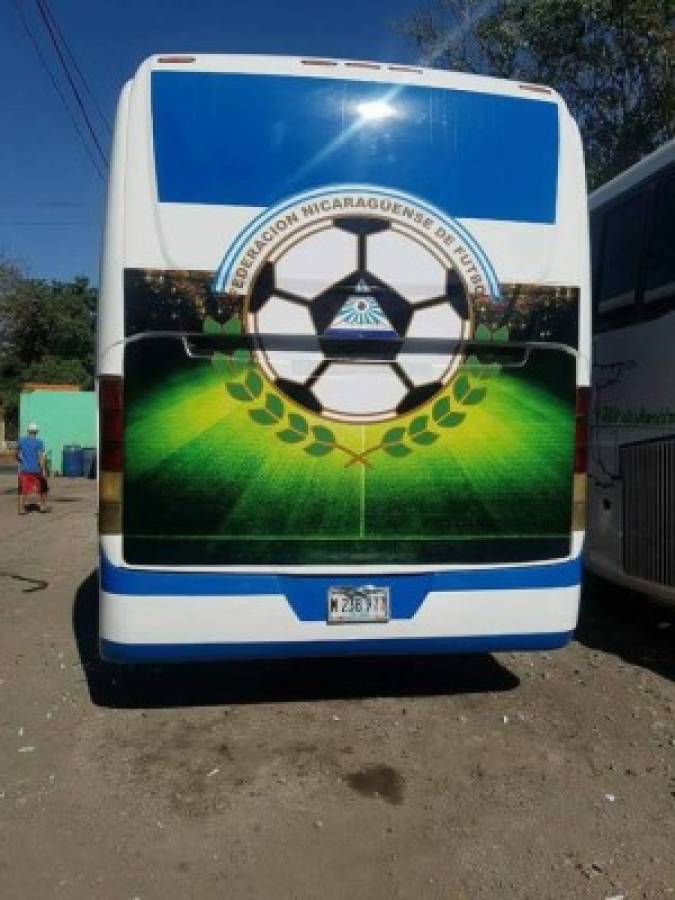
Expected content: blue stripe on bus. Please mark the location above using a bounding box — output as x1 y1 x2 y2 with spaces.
100 555 580 621
101 631 573 663
151 72 559 223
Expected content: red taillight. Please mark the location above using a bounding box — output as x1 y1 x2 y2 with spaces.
99 376 123 472
574 387 589 474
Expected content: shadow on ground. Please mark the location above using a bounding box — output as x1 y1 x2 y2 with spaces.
73 571 520 709
576 570 675 683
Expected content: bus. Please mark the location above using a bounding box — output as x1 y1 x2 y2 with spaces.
97 54 590 662
586 139 675 606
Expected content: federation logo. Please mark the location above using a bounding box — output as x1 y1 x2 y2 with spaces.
326 279 396 338
214 186 499 423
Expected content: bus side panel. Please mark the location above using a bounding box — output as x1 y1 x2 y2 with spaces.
587 147 675 600
588 310 675 597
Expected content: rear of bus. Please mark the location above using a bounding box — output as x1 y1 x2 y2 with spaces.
97 54 590 662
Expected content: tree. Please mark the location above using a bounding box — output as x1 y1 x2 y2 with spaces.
401 0 675 187
42 277 96 376
0 261 96 437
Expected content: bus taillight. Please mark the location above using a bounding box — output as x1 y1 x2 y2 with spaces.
99 376 123 534
574 387 589 474
573 387 589 532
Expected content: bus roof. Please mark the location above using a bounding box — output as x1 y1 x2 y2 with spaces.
590 137 675 210
138 52 565 106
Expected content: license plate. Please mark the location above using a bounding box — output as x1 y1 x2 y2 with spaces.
327 585 390 624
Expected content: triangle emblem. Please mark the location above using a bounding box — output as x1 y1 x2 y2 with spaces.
325 279 397 338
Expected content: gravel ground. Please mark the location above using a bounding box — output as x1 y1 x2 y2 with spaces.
0 472 673 899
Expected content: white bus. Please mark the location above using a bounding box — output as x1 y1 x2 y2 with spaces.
586 138 675 606
97 54 590 662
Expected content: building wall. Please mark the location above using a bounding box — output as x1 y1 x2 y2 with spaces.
19 391 96 475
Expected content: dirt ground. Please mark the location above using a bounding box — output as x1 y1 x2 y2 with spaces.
0 472 673 900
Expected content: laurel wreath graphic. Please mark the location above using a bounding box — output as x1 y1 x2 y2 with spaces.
205 316 508 468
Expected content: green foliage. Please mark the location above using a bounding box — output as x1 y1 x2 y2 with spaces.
249 407 278 426
226 382 253 402
277 413 309 443
377 349 505 457
382 427 406 445
463 386 487 405
203 316 225 335
408 415 439 445
382 416 440 456
207 315 251 379
466 354 501 380
222 346 504 467
475 324 509 343
266 393 284 419
23 356 90 386
452 374 471 403
408 415 428 435
245 369 263 399
383 442 413 458
436 410 466 428
0 262 96 432
277 427 306 443
432 396 467 427
288 413 308 435
401 0 675 187
312 425 336 444
381 424 413 456
304 426 337 457
304 440 334 457
224 372 339 458
248 393 285 425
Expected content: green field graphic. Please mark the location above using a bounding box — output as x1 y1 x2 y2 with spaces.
123 340 575 566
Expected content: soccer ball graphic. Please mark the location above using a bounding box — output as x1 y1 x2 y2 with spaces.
247 217 472 423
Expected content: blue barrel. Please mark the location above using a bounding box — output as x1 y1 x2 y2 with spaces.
62 445 83 477
81 447 97 479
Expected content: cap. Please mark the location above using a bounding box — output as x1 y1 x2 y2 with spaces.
28 422 38 432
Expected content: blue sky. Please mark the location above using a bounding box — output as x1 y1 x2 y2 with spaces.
0 0 426 284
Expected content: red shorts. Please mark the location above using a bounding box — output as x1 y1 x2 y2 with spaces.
18 473 47 496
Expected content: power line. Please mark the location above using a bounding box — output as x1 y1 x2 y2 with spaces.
40 0 111 135
33 0 108 169
10 0 105 181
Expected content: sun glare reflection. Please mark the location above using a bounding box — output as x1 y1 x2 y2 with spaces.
277 88 404 192
355 99 397 121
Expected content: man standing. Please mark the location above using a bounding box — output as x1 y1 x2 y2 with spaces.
16 423 48 515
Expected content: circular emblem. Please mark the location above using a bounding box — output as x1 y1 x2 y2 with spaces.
214 186 499 423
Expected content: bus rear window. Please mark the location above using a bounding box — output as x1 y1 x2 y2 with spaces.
150 71 559 224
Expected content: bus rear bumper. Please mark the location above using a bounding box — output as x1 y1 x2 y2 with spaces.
98 556 580 663
100 631 573 663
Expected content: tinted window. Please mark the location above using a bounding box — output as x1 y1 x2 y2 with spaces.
644 172 675 303
597 191 646 310
151 71 559 223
